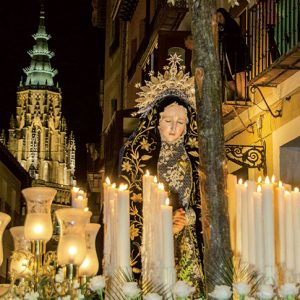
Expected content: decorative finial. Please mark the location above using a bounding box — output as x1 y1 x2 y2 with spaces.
133 53 195 117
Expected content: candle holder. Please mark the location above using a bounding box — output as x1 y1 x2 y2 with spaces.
55 208 92 266
22 187 57 242
9 226 33 279
0 212 11 266
79 223 101 277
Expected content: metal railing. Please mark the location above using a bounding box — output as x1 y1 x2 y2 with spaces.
249 0 299 80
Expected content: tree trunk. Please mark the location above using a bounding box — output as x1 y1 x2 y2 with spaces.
188 0 232 294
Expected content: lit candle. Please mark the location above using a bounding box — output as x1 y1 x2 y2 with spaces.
241 181 248 263
71 186 80 203
117 184 131 270
292 187 300 277
72 194 88 209
161 198 176 287
285 191 294 273
254 185 264 272
235 179 244 257
262 176 275 281
142 171 155 277
103 177 111 224
104 183 117 275
276 181 286 265
226 174 237 255
246 180 256 266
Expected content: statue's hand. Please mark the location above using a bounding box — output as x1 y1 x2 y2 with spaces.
173 208 186 234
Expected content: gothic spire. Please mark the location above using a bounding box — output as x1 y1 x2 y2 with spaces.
23 5 57 87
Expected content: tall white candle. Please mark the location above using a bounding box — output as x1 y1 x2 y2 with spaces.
104 183 117 275
235 179 244 257
241 181 248 264
103 177 111 224
292 188 300 277
227 174 237 254
117 184 131 269
276 181 285 265
161 198 174 268
161 198 176 290
246 180 256 266
285 191 294 273
254 185 264 272
262 176 275 281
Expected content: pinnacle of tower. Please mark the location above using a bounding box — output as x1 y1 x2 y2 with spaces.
23 5 57 87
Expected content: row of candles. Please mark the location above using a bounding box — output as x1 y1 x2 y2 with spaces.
0 185 100 280
228 174 300 283
103 171 176 287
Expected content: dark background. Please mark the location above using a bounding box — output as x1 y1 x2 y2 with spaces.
0 0 104 185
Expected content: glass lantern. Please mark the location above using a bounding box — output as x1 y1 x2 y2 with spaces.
9 226 33 277
78 223 100 277
0 212 11 266
56 208 92 266
22 187 57 242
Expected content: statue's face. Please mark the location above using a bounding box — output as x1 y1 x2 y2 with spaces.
159 103 187 143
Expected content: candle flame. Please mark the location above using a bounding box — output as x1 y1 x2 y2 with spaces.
257 185 262 193
77 195 84 201
238 178 243 185
154 176 158 183
271 175 276 183
244 182 248 188
72 186 80 193
258 176 262 183
112 183 116 188
146 170 150 176
119 184 128 191
294 187 299 193
105 177 111 185
84 207 89 212
265 176 270 184
165 198 170 206
279 181 283 188
158 183 164 190
33 224 43 234
68 246 77 256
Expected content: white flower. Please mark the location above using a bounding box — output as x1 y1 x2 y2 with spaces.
89 275 106 291
122 282 141 298
55 268 64 283
256 284 274 299
233 282 250 296
24 291 39 300
143 293 162 300
173 281 196 298
209 285 232 300
279 283 298 297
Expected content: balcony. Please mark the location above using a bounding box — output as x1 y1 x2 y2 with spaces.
248 0 300 87
128 0 188 79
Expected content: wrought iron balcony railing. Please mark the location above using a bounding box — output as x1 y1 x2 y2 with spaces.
248 0 300 86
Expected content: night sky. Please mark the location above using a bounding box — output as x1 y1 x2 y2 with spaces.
0 0 104 185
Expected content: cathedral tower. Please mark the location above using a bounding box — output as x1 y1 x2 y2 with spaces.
7 7 75 186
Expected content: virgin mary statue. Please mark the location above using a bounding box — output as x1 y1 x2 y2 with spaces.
120 54 204 296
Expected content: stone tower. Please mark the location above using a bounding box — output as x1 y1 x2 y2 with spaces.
7 7 76 186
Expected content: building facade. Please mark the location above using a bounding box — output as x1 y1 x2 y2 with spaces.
5 8 76 187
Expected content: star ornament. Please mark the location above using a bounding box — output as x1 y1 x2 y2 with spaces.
167 53 183 67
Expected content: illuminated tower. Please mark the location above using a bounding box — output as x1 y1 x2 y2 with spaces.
7 7 76 186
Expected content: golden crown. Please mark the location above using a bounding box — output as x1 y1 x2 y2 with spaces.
133 53 196 117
